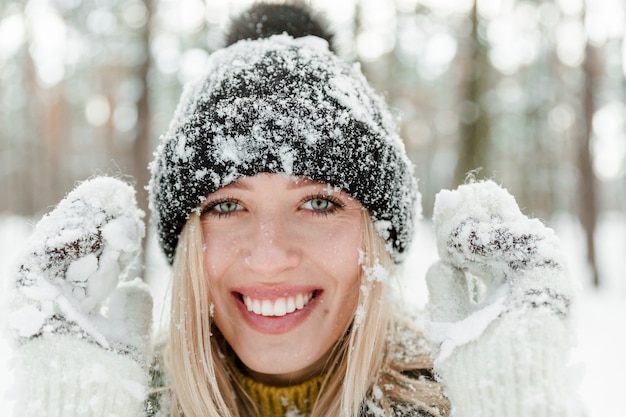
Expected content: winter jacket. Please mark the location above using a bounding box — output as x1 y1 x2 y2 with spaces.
139 325 446 417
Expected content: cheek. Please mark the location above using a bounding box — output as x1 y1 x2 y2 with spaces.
307 224 363 323
330 223 364 309
202 229 242 279
315 222 363 273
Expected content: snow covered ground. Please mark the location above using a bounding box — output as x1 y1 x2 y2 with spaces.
1 212 624 416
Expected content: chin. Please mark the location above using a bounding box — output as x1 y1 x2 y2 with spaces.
235 340 332 385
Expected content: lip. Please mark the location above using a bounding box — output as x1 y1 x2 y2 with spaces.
232 286 322 335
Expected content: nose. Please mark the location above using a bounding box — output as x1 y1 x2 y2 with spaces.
245 213 301 277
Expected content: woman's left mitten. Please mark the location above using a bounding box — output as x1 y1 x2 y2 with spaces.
426 181 580 417
8 177 152 417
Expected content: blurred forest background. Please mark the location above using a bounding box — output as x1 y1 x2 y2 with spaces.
1 0 625 287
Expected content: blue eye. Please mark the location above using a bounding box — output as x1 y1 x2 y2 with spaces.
301 195 342 214
306 198 331 211
203 199 242 216
214 201 241 213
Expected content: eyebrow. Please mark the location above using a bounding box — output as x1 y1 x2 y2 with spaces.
219 176 327 192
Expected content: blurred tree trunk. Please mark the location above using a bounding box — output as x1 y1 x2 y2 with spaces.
521 27 557 219
23 12 39 216
132 0 153 267
41 84 67 213
579 40 600 287
455 0 491 185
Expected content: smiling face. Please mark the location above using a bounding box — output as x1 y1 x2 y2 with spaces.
200 173 364 385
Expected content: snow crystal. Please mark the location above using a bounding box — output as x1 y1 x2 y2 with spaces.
371 384 383 400
194 168 209 181
304 130 319 145
434 180 522 226
323 184 342 195
354 304 366 327
215 136 242 165
46 229 84 248
102 217 142 253
278 145 296 176
8 305 48 338
285 406 306 417
364 399 385 417
360 284 370 297
374 220 392 241
174 135 193 163
363 260 390 284
66 254 98 287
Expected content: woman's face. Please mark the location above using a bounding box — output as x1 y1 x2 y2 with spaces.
200 173 363 385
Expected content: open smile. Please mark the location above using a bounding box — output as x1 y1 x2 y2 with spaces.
242 292 315 317
231 288 323 334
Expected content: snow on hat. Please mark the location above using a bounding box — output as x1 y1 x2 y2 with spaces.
148 5 420 265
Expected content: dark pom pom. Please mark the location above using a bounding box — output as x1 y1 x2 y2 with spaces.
226 2 334 51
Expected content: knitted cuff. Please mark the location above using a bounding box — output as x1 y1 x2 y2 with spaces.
14 334 147 417
435 304 578 417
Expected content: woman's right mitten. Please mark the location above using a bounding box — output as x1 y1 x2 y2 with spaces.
8 177 153 417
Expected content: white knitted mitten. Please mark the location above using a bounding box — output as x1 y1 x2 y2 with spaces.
425 180 579 417
9 177 153 417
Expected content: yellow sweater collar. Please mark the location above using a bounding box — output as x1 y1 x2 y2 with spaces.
235 370 325 417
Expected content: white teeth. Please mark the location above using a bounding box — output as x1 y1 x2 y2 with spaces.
273 298 287 316
295 293 304 309
252 298 262 315
243 292 314 317
261 299 273 316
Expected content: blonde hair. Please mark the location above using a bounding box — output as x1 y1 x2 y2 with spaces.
164 210 449 417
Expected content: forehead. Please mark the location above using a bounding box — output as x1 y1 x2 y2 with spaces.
216 174 346 194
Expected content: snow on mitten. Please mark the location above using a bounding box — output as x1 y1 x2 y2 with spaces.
8 177 153 417
425 180 579 417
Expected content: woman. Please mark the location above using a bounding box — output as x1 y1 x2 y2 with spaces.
9 3 578 417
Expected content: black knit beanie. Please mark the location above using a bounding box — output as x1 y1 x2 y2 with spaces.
148 4 420 265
